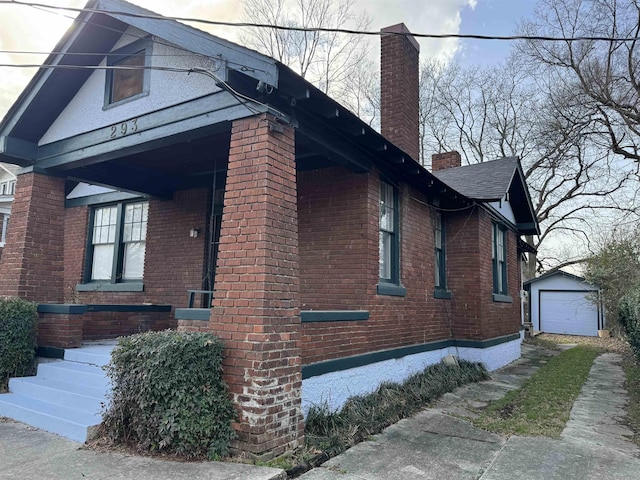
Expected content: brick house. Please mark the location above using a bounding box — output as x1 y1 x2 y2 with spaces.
0 0 538 456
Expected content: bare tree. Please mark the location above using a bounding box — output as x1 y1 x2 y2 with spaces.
519 0 640 165
419 56 640 278
240 0 372 106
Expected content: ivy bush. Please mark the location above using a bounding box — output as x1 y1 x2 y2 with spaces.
0 297 38 391
101 330 236 459
619 285 640 361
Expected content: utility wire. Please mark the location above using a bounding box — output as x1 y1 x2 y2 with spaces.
1 0 639 43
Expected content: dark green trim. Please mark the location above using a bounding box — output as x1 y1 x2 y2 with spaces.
492 294 513 303
75 282 144 292
376 283 407 297
174 308 210 321
454 333 520 348
302 333 521 379
433 289 452 299
86 304 170 313
303 339 452 379
301 310 369 323
35 346 65 359
65 191 141 208
37 304 88 314
37 303 170 314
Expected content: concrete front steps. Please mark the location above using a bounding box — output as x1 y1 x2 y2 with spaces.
0 342 114 443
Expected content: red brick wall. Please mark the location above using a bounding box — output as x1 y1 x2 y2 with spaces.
300 169 453 365
299 169 522 365
0 173 65 302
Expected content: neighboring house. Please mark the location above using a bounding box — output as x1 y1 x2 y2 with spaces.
525 270 604 337
0 163 18 258
0 0 539 456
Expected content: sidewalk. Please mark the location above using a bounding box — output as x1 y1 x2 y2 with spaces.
0 418 285 480
300 344 640 479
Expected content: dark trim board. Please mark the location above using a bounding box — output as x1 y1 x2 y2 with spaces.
302 333 521 379
37 303 171 314
301 310 369 323
174 308 210 321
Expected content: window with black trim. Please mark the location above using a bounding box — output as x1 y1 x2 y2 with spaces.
379 180 399 283
87 201 148 283
104 38 151 107
492 223 508 295
434 211 446 290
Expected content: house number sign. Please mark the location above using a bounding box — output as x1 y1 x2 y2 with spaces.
109 118 139 139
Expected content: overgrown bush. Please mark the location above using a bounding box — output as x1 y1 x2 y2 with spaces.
619 285 640 361
0 297 38 391
305 360 488 455
100 330 236 459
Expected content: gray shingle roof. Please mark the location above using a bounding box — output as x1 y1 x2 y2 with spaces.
433 156 518 201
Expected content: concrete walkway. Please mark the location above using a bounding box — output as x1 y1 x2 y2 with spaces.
0 419 286 480
300 345 640 480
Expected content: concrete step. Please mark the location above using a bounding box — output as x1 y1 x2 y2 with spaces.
36 361 110 389
8 376 107 414
0 343 115 443
0 392 102 443
64 344 114 367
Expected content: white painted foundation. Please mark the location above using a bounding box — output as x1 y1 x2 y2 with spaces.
301 335 522 414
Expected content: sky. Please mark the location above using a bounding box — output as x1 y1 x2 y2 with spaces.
0 0 539 120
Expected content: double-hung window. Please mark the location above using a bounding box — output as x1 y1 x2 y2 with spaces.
88 201 148 283
378 179 406 296
492 223 508 297
0 214 8 247
379 180 398 283
434 211 447 291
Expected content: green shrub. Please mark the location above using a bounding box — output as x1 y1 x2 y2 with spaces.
305 360 488 455
619 285 640 361
0 297 38 390
100 330 237 459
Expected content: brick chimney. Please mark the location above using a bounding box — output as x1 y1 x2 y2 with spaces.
380 23 420 161
431 151 461 171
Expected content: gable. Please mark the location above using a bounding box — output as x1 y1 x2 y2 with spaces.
40 30 221 145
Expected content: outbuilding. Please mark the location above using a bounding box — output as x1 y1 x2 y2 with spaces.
525 271 604 337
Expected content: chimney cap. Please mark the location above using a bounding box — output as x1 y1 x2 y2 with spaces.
380 23 420 53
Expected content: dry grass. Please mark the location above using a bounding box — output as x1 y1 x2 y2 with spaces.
536 333 631 354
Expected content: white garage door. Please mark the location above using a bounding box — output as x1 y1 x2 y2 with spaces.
540 291 598 337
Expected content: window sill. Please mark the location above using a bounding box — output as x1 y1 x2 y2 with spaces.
377 283 407 297
434 289 452 299
493 293 513 303
76 282 144 292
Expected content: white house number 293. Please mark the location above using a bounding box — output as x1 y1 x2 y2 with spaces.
109 118 138 139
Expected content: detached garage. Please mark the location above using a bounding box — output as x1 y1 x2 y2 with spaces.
525 271 605 337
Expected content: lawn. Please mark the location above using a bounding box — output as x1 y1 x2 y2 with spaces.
473 345 600 437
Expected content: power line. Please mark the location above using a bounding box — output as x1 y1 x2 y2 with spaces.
1 0 639 43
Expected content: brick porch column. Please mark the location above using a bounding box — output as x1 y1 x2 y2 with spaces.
209 114 303 458
0 171 65 302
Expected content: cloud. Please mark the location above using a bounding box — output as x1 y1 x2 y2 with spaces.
0 0 476 120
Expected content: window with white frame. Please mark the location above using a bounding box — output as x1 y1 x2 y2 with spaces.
0 214 9 246
89 201 148 282
9 180 15 195
492 223 508 295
